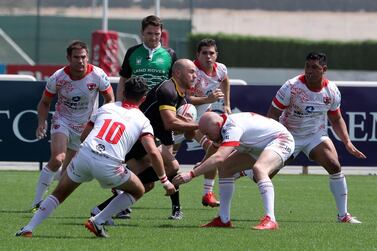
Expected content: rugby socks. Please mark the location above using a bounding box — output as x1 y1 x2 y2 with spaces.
329 172 348 217
32 165 56 207
168 175 180 211
218 177 234 223
97 194 118 211
257 179 276 222
24 195 59 232
94 193 135 225
203 178 215 195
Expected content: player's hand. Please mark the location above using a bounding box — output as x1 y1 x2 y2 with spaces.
223 105 232 114
172 171 195 186
36 121 48 140
207 89 224 103
162 180 176 196
345 141 366 159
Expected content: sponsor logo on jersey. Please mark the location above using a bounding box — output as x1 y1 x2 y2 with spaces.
96 144 105 152
323 96 331 105
87 83 97 91
156 57 164 65
305 106 315 113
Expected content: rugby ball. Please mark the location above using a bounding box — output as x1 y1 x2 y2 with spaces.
176 104 197 121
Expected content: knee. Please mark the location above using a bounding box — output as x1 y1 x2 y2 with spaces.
49 154 65 170
143 182 155 193
134 185 145 200
325 160 341 174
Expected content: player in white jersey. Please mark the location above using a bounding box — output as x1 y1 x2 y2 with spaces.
267 52 366 224
174 39 231 208
16 77 176 238
30 41 115 212
173 112 295 230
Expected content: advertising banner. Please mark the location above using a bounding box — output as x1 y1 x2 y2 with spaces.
0 81 376 166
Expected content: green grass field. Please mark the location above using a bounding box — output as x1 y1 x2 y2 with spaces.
1 171 376 251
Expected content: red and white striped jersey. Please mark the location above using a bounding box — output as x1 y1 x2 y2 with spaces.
45 64 112 133
220 112 290 148
271 74 341 136
82 101 154 162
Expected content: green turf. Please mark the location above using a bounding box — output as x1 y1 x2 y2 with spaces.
1 171 376 251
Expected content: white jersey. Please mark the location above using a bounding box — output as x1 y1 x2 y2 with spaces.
192 60 228 116
45 64 112 134
272 75 341 136
81 101 154 163
220 112 291 149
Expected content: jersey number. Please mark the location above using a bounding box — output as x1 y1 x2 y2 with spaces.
95 119 125 144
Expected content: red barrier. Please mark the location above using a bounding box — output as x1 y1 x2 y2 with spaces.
6 65 63 80
91 30 120 76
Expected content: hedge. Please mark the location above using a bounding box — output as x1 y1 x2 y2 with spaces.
188 33 377 70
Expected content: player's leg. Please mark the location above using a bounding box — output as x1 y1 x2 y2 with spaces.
203 150 254 228
194 131 220 207
309 138 361 223
252 149 283 230
86 171 144 237
160 144 183 219
16 164 81 237
31 132 68 210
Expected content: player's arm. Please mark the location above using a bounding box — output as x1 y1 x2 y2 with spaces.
140 134 176 195
189 89 225 106
160 109 198 132
328 109 366 159
116 76 129 102
220 76 231 114
80 121 94 142
267 105 283 121
36 93 53 139
101 86 115 104
172 145 234 185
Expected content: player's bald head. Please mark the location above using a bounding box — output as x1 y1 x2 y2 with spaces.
172 59 195 74
199 112 223 140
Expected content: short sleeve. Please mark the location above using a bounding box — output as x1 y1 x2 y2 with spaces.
272 81 291 110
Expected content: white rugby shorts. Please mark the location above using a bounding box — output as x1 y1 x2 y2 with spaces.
50 119 82 151
292 131 330 159
67 148 131 188
236 132 295 163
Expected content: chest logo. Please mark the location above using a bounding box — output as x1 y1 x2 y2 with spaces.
87 83 96 91
323 96 331 105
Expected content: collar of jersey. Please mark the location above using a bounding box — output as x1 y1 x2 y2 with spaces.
143 42 161 58
193 59 218 76
121 101 139 109
171 77 185 97
299 74 329 92
64 64 93 80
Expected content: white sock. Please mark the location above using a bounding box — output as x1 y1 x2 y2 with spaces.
329 172 348 217
203 179 215 195
257 179 275 222
32 165 56 207
218 177 235 223
94 193 135 225
24 195 59 232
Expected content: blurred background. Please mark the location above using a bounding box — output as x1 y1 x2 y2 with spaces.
1 0 377 168
1 0 377 82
